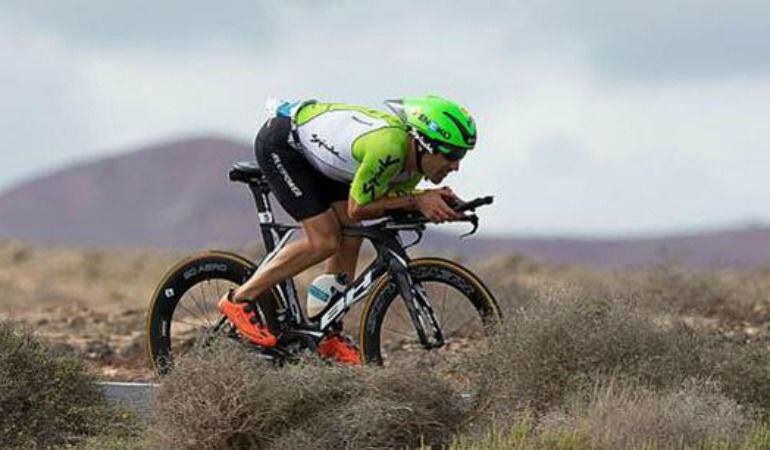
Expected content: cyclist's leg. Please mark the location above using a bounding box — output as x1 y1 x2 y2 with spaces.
233 210 340 301
317 198 363 364
325 200 363 281
232 115 342 302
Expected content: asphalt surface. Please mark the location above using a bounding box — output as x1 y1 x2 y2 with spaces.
98 382 475 423
98 381 157 420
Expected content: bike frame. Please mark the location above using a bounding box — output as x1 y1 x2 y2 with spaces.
241 166 424 336
230 161 493 349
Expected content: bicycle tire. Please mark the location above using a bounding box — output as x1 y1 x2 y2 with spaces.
145 251 261 374
359 257 502 365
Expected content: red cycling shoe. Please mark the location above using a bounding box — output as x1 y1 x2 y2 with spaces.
217 291 277 347
318 334 361 365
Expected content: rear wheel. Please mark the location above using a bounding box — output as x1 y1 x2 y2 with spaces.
359 258 501 367
145 251 263 374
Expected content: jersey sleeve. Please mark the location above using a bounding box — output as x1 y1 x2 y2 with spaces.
349 128 408 205
386 174 423 197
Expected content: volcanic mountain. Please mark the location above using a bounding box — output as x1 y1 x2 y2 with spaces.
0 136 271 248
0 135 769 268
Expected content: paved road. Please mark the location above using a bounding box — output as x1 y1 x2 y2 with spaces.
98 382 476 423
98 381 157 420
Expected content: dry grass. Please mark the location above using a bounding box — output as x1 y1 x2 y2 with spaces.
0 239 183 315
447 268 770 449
472 254 770 325
466 285 770 418
467 288 701 413
149 341 465 450
145 274 770 449
618 262 770 324
539 378 750 449
0 239 367 379
5 240 770 448
449 415 770 450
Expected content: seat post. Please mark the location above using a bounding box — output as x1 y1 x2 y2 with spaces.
231 161 304 325
229 161 283 254
247 182 281 253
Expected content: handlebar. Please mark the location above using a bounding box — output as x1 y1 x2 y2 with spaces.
340 195 493 241
384 195 494 238
451 195 494 213
387 195 493 222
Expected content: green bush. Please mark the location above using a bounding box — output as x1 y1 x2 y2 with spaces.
0 321 116 448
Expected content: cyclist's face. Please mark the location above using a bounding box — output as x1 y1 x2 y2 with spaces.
425 152 460 183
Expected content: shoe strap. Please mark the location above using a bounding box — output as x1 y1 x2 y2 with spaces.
229 289 258 305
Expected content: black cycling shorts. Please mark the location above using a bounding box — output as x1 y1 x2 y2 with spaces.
254 116 350 221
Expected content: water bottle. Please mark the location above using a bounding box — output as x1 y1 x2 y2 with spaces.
306 273 348 319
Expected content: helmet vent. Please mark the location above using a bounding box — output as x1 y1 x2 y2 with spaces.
442 112 476 147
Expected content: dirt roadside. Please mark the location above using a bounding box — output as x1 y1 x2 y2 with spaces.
3 240 770 381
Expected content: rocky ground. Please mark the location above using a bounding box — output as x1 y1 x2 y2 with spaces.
0 240 363 381
2 240 770 382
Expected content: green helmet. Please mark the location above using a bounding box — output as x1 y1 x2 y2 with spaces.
384 95 477 160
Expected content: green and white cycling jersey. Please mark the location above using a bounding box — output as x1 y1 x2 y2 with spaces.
288 102 423 205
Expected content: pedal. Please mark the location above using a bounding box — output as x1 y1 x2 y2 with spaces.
243 342 278 361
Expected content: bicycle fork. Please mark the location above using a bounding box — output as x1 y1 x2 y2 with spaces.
392 269 445 350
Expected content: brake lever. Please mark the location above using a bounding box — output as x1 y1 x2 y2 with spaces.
402 227 424 249
459 214 479 239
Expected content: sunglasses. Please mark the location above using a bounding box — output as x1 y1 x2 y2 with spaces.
435 143 468 161
413 130 469 161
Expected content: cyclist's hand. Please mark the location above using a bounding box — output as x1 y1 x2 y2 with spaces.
423 187 464 211
415 190 462 222
435 186 464 210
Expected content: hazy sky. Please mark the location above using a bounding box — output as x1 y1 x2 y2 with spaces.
1 1 769 236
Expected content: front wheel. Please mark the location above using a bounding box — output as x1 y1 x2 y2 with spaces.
359 258 502 366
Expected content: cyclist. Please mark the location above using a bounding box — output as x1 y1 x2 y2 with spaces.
218 95 478 364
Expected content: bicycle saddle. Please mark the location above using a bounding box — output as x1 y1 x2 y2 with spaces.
229 161 265 183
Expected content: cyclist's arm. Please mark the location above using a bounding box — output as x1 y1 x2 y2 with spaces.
348 193 418 221
346 172 423 220
347 138 414 220
349 187 460 222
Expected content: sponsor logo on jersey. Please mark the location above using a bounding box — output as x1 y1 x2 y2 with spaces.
310 133 345 161
362 155 400 201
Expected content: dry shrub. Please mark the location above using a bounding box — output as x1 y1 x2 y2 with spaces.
540 378 750 449
469 288 702 412
708 341 770 413
149 341 465 450
471 254 549 313
629 263 766 323
452 382 763 450
0 321 117 448
467 287 770 418
473 252 770 326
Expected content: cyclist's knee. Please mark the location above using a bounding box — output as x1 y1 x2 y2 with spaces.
310 234 340 258
301 209 342 258
340 236 363 252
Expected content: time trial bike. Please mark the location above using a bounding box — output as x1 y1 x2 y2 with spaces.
145 161 502 373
